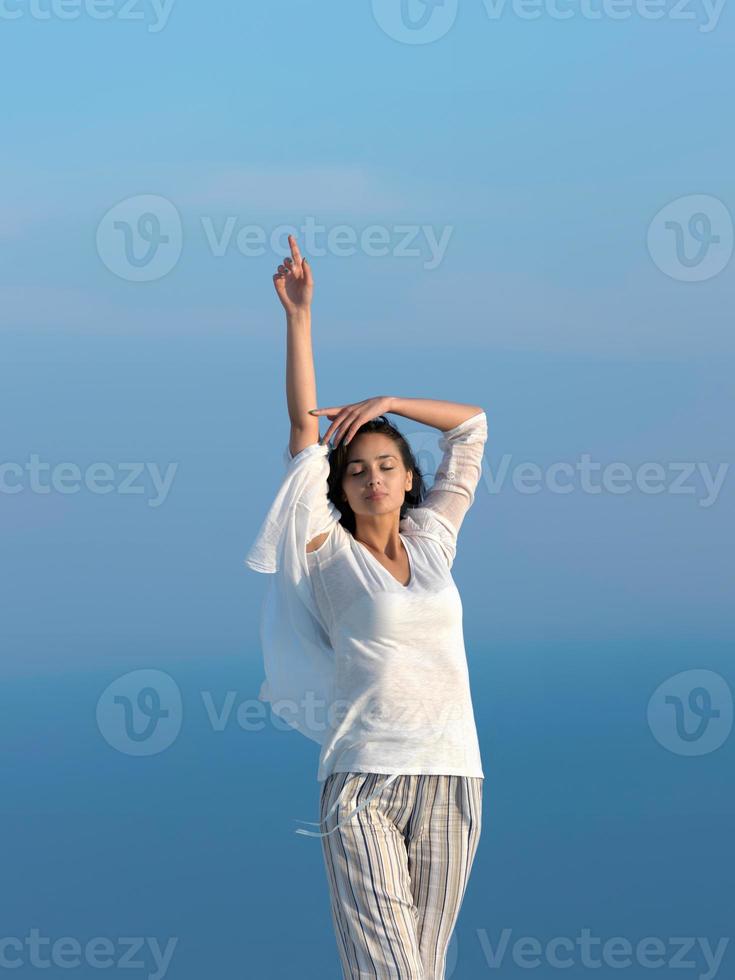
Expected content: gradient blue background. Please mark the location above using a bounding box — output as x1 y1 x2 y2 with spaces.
1 1 733 977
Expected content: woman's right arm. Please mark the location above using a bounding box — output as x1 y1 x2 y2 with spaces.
273 235 320 459
272 234 336 555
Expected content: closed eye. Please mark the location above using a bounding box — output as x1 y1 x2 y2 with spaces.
349 467 395 476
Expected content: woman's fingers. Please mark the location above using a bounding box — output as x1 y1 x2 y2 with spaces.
324 410 360 448
341 418 362 445
273 235 312 313
338 413 363 447
284 237 302 277
310 407 342 417
278 236 311 280
313 402 367 447
289 234 302 264
321 413 346 446
287 236 313 285
301 255 313 285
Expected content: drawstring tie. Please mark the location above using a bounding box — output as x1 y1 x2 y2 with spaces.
294 770 401 838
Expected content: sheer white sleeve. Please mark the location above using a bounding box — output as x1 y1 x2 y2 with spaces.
243 440 342 746
403 410 488 568
244 441 341 574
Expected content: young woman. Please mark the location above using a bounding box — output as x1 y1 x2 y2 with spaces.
245 234 487 980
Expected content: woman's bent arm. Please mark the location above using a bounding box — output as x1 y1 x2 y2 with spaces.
388 397 485 432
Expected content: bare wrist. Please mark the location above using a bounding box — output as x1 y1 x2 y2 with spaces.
287 308 311 325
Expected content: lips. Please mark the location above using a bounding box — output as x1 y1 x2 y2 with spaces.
366 493 387 500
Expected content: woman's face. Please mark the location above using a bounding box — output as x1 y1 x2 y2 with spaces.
340 432 413 518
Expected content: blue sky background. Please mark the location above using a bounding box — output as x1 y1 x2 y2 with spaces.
2 2 733 978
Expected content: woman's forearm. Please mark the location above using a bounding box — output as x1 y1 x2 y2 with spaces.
388 397 484 433
285 310 319 435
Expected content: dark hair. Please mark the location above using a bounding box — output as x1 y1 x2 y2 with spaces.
326 415 427 535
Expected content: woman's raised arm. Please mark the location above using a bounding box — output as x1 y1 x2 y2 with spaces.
387 398 484 435
273 234 320 459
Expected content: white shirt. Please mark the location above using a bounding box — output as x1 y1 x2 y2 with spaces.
244 410 488 837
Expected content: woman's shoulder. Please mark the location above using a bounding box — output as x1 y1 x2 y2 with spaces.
306 519 351 564
400 506 457 568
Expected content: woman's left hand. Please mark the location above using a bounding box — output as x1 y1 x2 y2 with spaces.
310 396 394 448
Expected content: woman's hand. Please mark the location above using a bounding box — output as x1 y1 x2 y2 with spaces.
273 234 313 316
310 396 394 448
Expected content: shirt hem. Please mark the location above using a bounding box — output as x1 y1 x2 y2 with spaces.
319 764 484 782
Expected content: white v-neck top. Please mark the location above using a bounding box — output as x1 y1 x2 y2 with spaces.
244 410 488 835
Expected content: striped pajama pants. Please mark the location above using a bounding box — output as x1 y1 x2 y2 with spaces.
319 771 483 979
